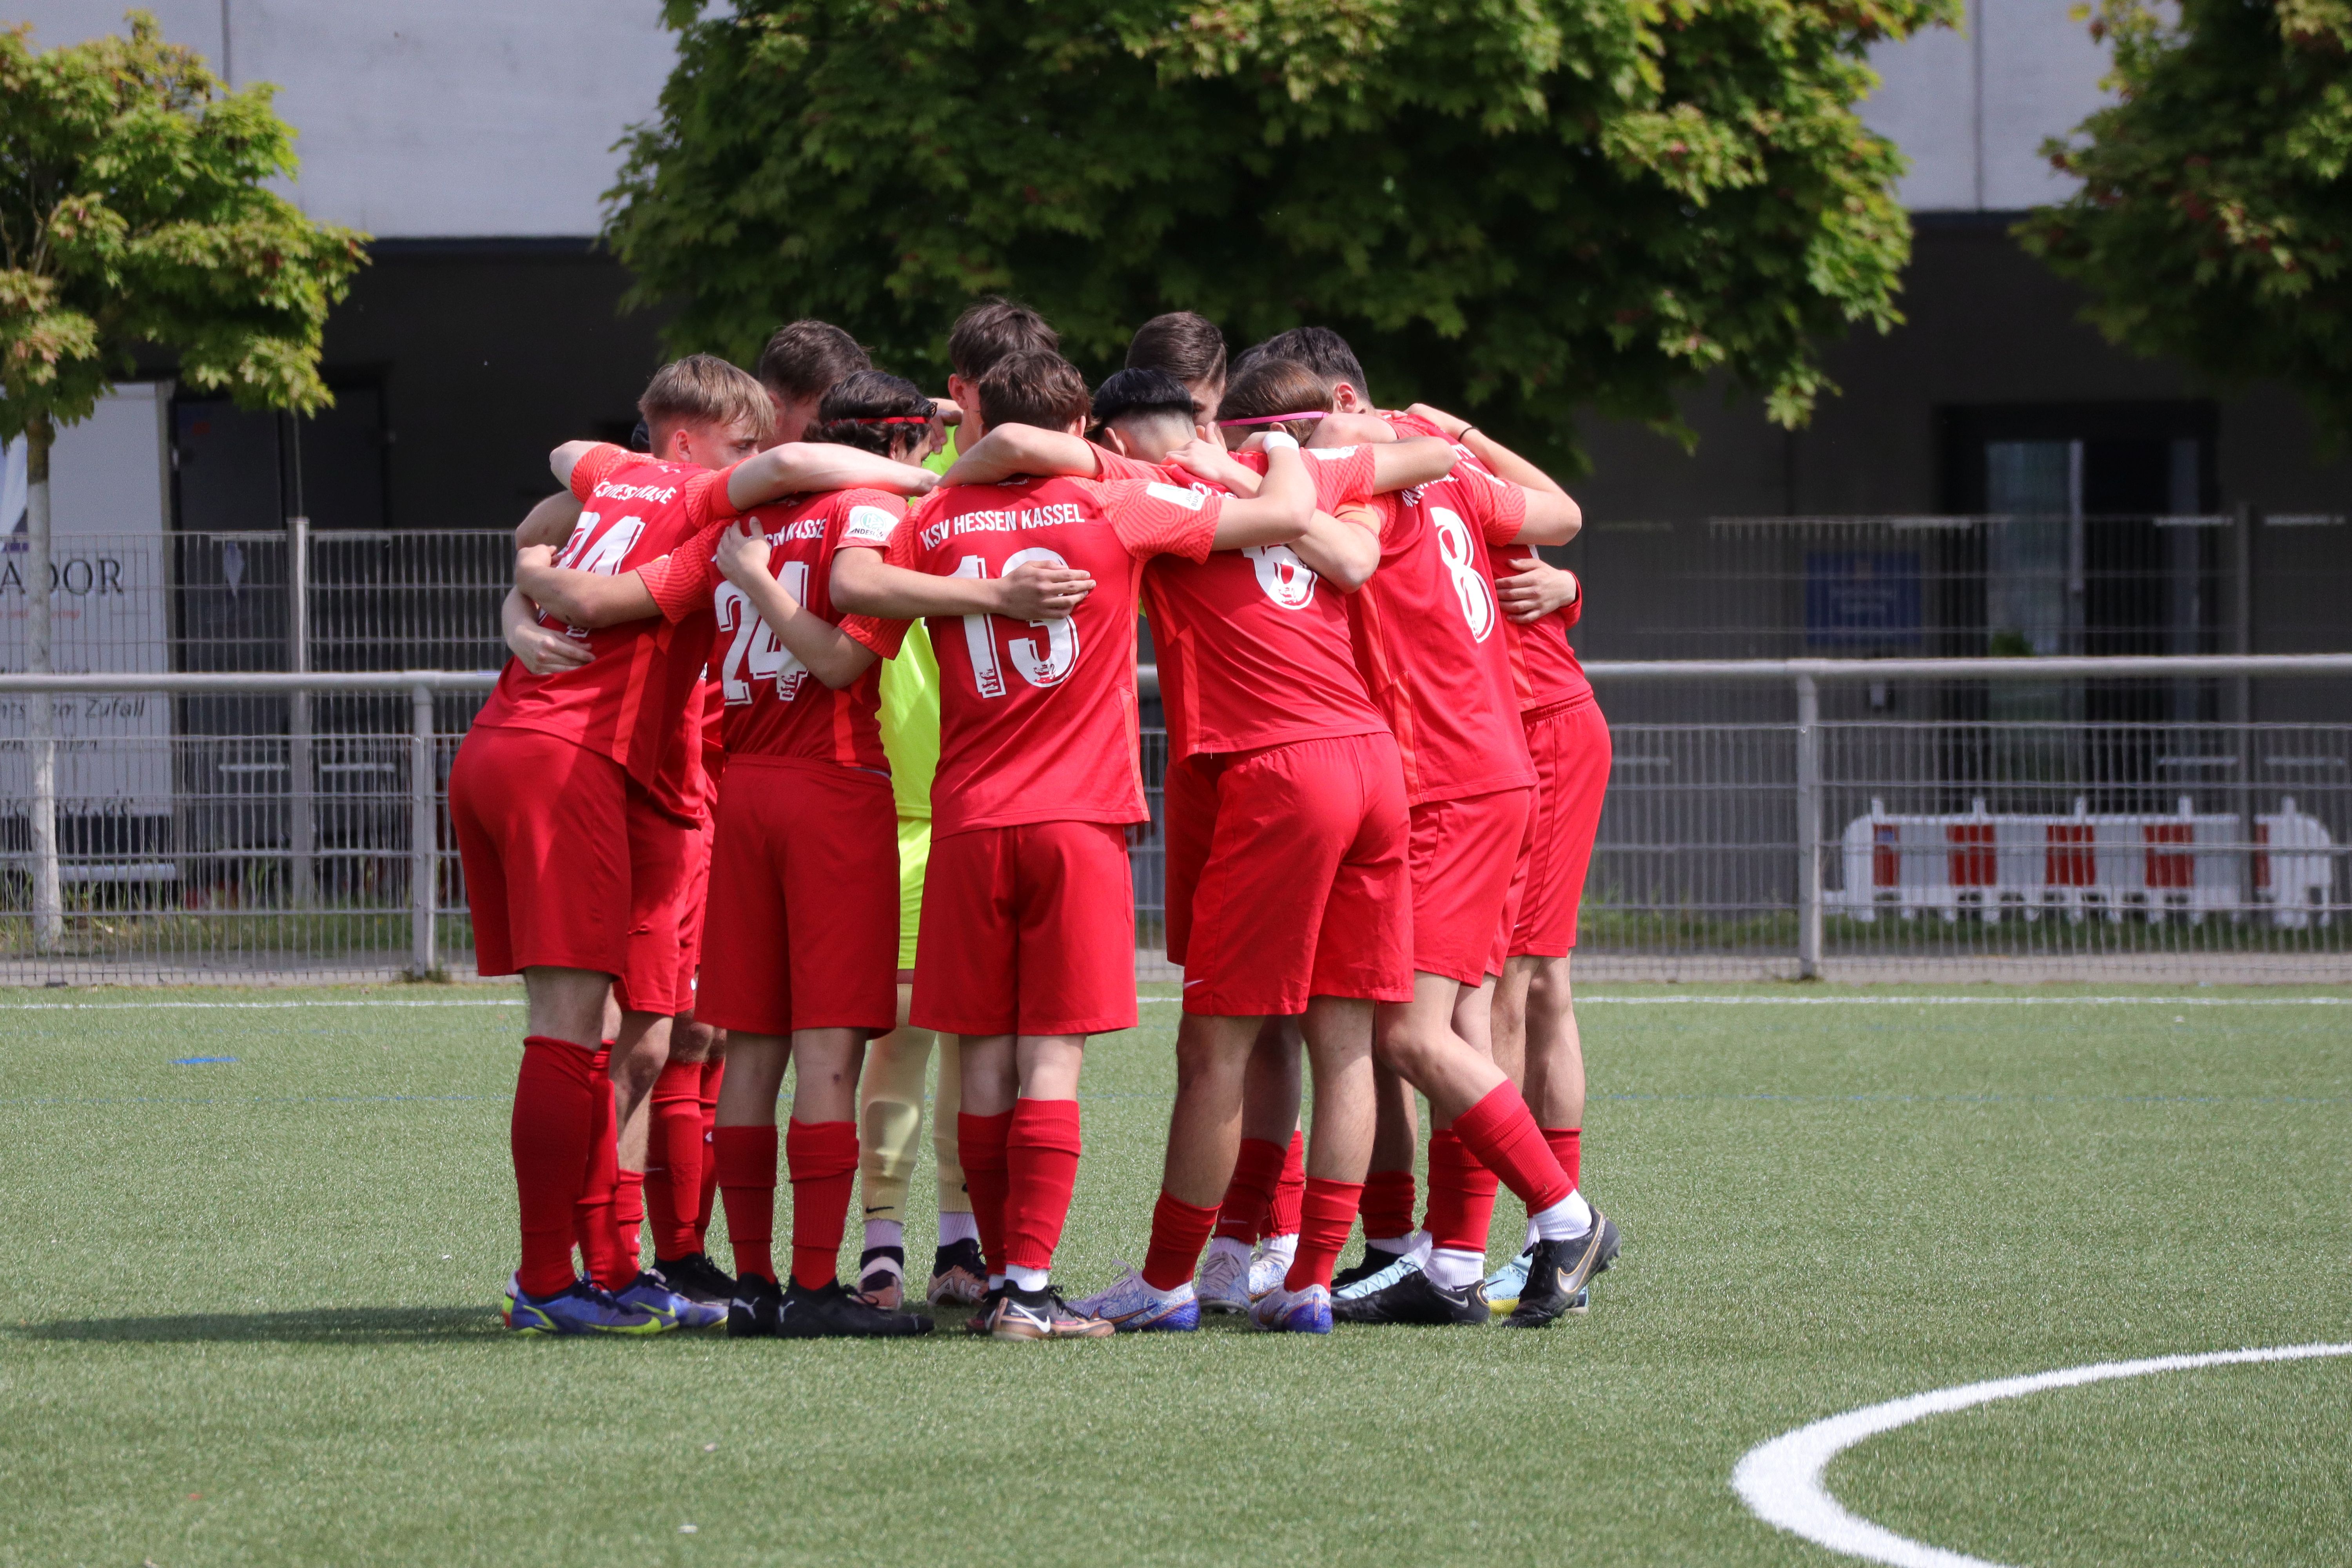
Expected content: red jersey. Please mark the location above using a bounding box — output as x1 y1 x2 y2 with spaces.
474 445 735 814
1380 412 1594 715
651 668 721 827
844 474 1221 836
1098 446 1388 760
1348 459 1535 804
713 488 904 769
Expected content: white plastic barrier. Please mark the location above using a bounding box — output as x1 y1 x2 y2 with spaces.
1831 796 2335 927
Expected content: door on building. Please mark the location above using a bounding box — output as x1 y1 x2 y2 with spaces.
1941 403 2220 801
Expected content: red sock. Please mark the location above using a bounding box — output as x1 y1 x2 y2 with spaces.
1141 1191 1220 1292
1285 1178 1365 1292
1543 1125 1582 1192
1267 1129 1306 1239
510 1036 599 1298
713 1123 778 1282
575 1047 628 1291
1212 1136 1286 1245
1421 1129 1499 1254
645 1059 705 1259
1454 1082 1572 1213
786 1118 860 1290
1359 1168 1417 1243
957 1109 1014 1277
1002 1098 1082 1275
693 1057 724 1247
614 1167 644 1277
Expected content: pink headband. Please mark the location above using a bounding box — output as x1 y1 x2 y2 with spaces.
1216 410 1328 427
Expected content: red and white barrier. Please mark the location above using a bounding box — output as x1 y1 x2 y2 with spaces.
1832 796 2335 927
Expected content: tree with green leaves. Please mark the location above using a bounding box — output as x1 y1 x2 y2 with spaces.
607 0 1955 464
1 11 365 949
2022 0 2352 447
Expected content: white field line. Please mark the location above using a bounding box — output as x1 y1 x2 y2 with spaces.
1732 1341 2352 1568
1577 996 2349 1006
7 994 2346 1011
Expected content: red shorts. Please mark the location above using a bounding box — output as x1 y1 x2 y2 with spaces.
697 758 899 1037
1173 733 1414 1016
1407 786 1534 987
449 724 628 979
1160 754 1215 969
672 812 716 1014
618 787 692 1015
913 820 1136 1038
1508 697 1611 957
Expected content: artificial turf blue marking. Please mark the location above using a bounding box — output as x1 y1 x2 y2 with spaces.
170 1056 238 1065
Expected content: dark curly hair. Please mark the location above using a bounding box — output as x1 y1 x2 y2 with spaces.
806 370 936 458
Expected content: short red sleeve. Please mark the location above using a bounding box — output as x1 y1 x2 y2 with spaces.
1459 466 1528 546
637 521 727 622
1100 479 1221 563
679 463 740 531
841 614 908 659
1302 445 1376 511
833 489 906 548
835 495 922 656
566 443 631 501
1093 448 1165 483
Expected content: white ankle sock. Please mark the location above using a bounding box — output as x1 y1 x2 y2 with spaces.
1007 1264 1050 1292
938 1210 980 1247
1530 1189 1593 1242
864 1219 904 1253
1259 1233 1298 1269
1523 1216 1540 1252
1206 1236 1252 1269
1425 1247 1485 1289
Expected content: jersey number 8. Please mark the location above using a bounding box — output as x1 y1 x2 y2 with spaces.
1430 506 1496 643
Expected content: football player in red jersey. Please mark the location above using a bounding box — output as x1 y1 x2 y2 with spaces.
831 350 1317 1340
691 370 1069 1339
1122 319 1309 1308
1391 400 1615 1315
464 356 935 1336
940 363 1456 1332
1124 310 1227 422
1229 333 1611 1328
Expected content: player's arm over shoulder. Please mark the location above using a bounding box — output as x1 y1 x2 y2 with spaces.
512 545 661 630
1288 505 1382 591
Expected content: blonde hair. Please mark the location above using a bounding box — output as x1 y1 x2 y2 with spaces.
638 353 777 447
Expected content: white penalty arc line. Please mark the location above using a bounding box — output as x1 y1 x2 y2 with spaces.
1732 1341 2352 1568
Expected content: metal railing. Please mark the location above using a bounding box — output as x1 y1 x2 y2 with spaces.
2 656 2348 987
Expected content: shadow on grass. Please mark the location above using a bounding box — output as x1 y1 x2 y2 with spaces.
14 1305 498 1344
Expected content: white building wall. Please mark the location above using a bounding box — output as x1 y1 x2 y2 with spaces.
1862 0 2115 211
19 1 2111 236
18 0 674 237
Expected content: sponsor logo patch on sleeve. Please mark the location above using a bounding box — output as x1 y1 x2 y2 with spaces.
1145 482 1209 512
842 505 898 545
1308 445 1359 461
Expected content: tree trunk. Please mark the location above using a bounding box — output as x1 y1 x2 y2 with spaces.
26 414 62 953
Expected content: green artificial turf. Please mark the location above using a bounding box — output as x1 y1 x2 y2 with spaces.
2 983 2347 1567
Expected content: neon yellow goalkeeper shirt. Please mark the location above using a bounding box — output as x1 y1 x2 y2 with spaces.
877 618 940 820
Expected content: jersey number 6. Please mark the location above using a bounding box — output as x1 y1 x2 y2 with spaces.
950 549 1080 698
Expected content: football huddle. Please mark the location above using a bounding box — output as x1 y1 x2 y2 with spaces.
454 300 1620 1341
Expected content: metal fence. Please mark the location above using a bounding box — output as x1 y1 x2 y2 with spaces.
4 657 2347 987
1565 510 2351 664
